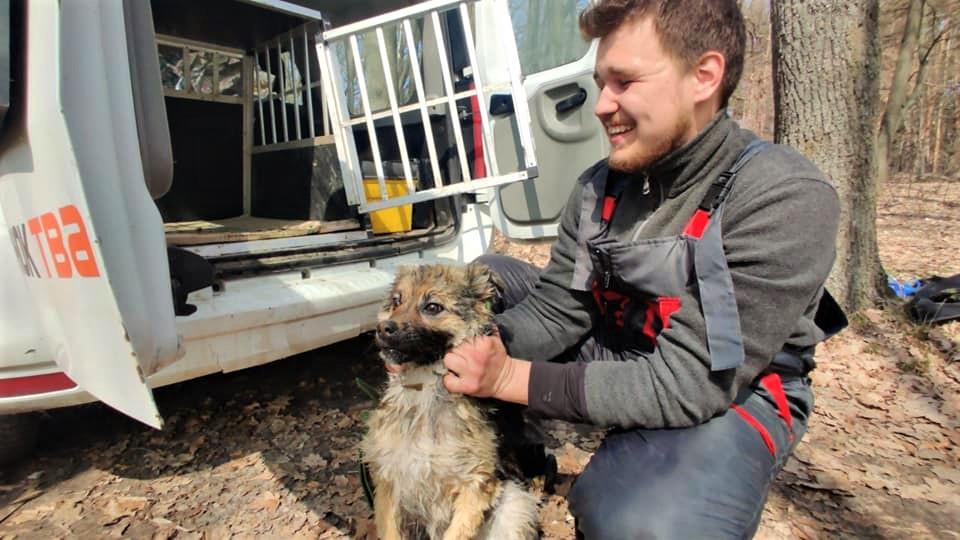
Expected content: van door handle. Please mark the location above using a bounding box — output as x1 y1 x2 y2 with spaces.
555 87 587 114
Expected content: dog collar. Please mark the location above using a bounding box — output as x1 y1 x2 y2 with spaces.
398 366 447 391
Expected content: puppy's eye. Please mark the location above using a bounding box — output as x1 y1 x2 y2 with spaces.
422 302 445 315
391 295 402 308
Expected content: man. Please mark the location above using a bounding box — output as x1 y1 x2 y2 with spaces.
439 0 846 537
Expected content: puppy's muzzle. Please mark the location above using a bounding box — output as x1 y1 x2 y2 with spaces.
375 320 452 366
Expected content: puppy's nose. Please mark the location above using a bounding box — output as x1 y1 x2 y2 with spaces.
377 320 399 336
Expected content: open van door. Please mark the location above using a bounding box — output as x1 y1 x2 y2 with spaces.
318 0 539 216
482 0 606 240
0 1 179 427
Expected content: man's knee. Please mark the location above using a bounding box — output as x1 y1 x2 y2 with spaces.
566 422 773 539
570 477 754 540
568 468 670 540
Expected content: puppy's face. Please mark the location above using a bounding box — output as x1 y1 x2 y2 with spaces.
376 263 503 367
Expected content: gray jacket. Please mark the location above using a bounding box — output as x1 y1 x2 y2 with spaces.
495 114 840 429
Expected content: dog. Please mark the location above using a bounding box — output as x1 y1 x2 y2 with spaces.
360 262 540 540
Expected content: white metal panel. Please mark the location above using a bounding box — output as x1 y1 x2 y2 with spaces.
0 210 54 373
0 0 180 428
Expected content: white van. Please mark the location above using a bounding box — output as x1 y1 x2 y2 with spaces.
0 0 604 463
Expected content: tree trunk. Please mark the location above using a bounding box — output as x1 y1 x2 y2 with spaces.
931 35 951 175
877 0 924 188
771 0 885 313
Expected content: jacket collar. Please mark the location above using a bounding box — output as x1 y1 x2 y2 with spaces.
642 111 736 198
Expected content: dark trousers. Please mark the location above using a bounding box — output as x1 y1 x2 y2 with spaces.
477 254 814 540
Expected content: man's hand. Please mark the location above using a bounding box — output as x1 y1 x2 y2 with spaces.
442 332 530 404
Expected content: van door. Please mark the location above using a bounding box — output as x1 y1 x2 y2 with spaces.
483 0 605 239
0 0 9 129
318 0 539 215
0 0 179 428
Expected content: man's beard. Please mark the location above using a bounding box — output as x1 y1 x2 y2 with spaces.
608 113 692 173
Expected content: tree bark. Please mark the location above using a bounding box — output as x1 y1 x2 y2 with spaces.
771 0 885 313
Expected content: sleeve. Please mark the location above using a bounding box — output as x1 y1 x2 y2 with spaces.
494 181 597 363
576 175 840 429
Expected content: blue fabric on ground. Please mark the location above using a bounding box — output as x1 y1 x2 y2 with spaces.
887 275 924 298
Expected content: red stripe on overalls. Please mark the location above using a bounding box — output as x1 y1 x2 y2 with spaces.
730 404 776 455
732 373 795 455
760 373 795 443
602 196 617 222
683 209 711 239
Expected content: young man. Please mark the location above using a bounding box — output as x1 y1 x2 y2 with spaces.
439 0 846 537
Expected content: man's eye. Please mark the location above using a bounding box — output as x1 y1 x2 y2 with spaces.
422 302 445 315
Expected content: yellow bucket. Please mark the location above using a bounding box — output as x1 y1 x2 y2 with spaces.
363 178 413 234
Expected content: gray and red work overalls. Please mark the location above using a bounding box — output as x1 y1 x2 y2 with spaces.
582 140 801 454
480 139 846 538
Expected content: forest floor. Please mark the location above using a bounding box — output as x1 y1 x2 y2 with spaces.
0 176 957 539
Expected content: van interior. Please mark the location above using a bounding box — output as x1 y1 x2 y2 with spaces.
145 0 483 280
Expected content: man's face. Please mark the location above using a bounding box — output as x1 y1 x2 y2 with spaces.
594 16 700 172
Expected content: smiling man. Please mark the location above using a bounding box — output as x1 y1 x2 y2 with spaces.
438 0 847 538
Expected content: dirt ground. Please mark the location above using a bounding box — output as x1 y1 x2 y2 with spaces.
1 176 958 539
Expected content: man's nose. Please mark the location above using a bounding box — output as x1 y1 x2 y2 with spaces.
595 85 618 118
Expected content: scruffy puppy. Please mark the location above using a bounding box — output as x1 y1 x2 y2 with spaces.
360 263 539 540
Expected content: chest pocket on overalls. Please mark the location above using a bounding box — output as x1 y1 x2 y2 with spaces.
587 139 772 371
588 235 693 348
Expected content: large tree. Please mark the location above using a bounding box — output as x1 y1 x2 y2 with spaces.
771 0 885 313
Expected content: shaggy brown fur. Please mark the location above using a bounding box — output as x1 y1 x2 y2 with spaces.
360 263 539 540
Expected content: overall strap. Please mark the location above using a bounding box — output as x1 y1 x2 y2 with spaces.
684 139 772 239
690 138 772 371
572 164 612 292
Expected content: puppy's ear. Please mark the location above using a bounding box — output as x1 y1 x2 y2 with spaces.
383 266 414 310
464 263 505 313
393 265 415 282
391 265 418 291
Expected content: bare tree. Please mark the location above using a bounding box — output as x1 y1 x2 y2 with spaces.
771 0 885 313
879 0 951 184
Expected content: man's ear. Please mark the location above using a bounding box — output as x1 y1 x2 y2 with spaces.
691 50 725 107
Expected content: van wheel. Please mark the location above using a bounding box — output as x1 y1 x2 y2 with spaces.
0 413 40 466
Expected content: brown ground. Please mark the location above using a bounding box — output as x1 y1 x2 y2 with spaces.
1 176 958 539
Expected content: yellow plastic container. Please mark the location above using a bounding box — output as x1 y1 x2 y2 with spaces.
362 178 413 234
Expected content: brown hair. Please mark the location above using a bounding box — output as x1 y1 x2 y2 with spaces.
580 0 746 108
